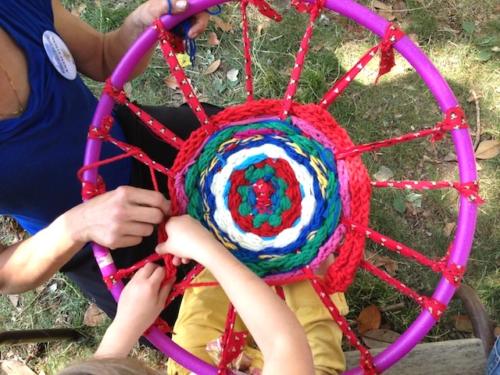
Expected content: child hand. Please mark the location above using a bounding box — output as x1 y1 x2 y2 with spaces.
113 263 173 336
155 215 221 265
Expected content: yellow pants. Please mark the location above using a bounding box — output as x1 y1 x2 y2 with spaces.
167 269 348 375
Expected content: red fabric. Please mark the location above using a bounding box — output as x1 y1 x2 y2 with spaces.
376 24 405 83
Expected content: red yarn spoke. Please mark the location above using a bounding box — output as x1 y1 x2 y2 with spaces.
107 136 172 177
280 0 324 119
344 219 439 269
306 267 378 374
218 305 247 374
361 261 446 321
319 23 404 108
372 179 484 204
154 19 212 127
103 81 185 150
337 106 469 159
320 45 379 108
164 264 206 307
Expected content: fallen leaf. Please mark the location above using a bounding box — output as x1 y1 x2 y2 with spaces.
443 222 456 237
207 32 220 46
475 139 500 159
365 251 398 276
83 303 106 327
176 53 191 68
1 360 36 375
226 68 239 82
71 4 87 17
256 21 270 36
164 76 179 90
123 82 133 98
372 0 391 11
454 315 473 333
443 152 457 162
363 329 400 349
204 59 221 75
211 16 234 33
7 294 19 307
373 166 394 181
392 195 406 214
357 305 381 334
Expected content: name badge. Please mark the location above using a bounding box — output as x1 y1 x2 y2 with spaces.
42 30 77 80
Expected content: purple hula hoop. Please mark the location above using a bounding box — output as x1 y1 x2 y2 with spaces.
82 0 478 373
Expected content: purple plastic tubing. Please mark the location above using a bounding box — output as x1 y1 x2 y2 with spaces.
82 0 478 373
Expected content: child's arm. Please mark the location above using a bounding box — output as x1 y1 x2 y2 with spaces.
95 263 173 358
156 215 314 375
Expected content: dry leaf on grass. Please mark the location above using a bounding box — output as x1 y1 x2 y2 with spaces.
363 329 400 349
211 16 234 33
443 222 456 237
164 76 179 90
204 59 221 75
365 251 398 276
357 304 382 334
475 140 500 160
1 360 36 375
7 294 19 307
226 68 239 82
83 303 106 327
207 32 220 46
453 315 473 333
373 166 394 181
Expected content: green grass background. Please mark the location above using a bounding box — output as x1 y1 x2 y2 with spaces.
1 0 498 373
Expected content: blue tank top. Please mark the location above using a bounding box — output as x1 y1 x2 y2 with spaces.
0 0 131 235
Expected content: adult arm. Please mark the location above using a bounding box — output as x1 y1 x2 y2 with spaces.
0 186 169 294
52 0 209 81
156 216 315 375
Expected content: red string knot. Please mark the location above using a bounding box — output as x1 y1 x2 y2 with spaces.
422 297 446 321
376 23 405 83
104 79 128 105
88 116 113 140
431 106 468 142
80 175 106 200
453 180 484 204
103 274 119 289
440 262 466 287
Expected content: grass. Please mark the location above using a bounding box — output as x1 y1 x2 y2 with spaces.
1 0 499 373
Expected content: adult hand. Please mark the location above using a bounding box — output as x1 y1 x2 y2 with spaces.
114 263 173 335
131 0 210 38
71 186 170 249
155 215 221 265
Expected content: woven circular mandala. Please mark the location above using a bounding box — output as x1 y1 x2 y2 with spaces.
182 118 342 276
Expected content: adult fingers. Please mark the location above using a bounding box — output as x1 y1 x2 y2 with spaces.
187 12 210 38
135 262 157 279
119 187 171 215
127 206 165 225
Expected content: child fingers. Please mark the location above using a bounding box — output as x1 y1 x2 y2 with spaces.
149 265 166 286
